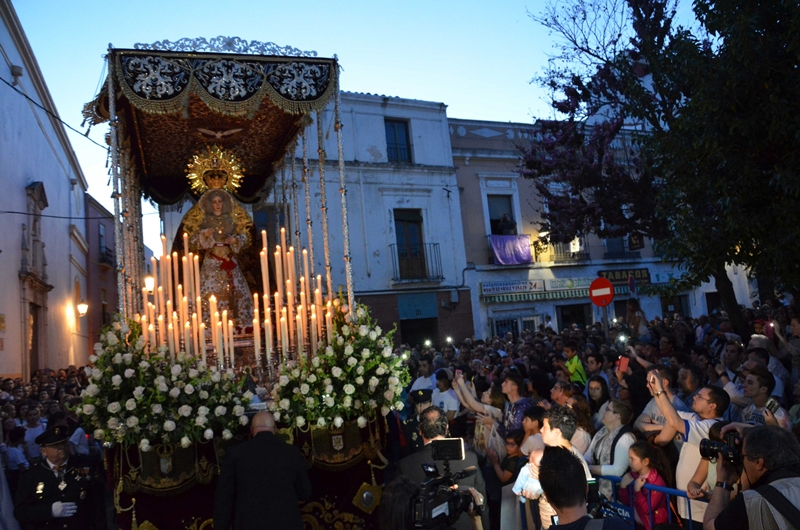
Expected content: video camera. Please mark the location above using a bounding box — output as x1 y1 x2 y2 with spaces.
411 438 482 529
699 431 741 466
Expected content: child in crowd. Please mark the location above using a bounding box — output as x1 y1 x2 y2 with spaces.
618 441 671 530
487 429 525 530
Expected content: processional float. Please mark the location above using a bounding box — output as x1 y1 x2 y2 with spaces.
81 37 404 530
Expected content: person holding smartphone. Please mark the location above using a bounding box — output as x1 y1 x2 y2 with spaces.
740 362 791 430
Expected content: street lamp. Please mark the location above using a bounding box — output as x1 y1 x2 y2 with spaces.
77 300 88 317
144 275 155 294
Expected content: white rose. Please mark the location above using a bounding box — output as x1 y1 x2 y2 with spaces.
82 404 95 415
107 418 119 430
133 386 145 400
179 405 192 417
356 366 364 375
291 368 301 378
324 396 335 407
94 429 105 440
296 416 306 428
292 387 300 394
332 367 343 378
122 353 133 365
124 368 135 379
215 406 227 417
107 402 120 414
307 374 317 383
111 375 122 387
337 336 345 345
344 345 354 356
189 369 199 378
89 354 98 363
195 415 208 427
357 416 368 428
239 415 249 426
341 325 350 336
222 429 233 440
198 406 210 416
169 387 180 398
325 384 333 394
158 383 168 392
211 372 221 383
243 390 254 401
395 401 405 411
354 399 363 409
376 366 386 376
317 417 327 428
334 416 344 428
125 398 137 411
358 325 369 336
279 399 290 410
121 322 130 334
325 346 334 355
181 436 191 448
113 322 121 331
135 336 145 351
163 420 176 432
384 390 395 402
369 377 379 388
343 396 352 408
203 428 214 440
151 404 162 414
369 400 377 408
300 383 310 395
126 416 139 428
382 346 392 358
356 307 366 319
305 397 315 407
85 384 99 397
279 375 290 387
155 375 165 384
369 331 377 341
92 368 102 380
139 438 151 452
389 376 399 386
273 411 281 422
184 384 195 395
113 353 122 364
171 365 182 376
381 406 390 416
233 405 245 417
311 357 320 367
93 342 103 352
361 348 371 359
347 357 357 367
199 390 209 399
355 376 364 385
343 384 355 395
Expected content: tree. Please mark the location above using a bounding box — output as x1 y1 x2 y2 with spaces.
522 0 800 337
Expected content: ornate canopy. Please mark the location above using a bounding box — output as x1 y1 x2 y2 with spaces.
85 40 337 204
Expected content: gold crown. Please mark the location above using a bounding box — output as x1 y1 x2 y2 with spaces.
186 145 244 194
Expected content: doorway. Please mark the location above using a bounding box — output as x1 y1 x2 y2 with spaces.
556 303 593 331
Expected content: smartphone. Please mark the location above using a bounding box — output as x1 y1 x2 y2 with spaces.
766 397 780 414
455 369 463 380
618 356 630 373
551 515 559 525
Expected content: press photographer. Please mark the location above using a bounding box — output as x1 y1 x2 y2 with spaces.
704 425 800 530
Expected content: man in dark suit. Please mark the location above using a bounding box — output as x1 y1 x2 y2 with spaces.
397 406 487 530
214 411 311 530
14 424 107 530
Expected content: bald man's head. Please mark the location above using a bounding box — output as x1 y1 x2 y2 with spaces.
250 411 276 435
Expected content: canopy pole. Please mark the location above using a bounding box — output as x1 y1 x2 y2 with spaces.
106 48 127 318
316 112 333 301
334 70 354 312
302 131 315 278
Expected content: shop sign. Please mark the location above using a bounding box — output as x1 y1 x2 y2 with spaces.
544 278 594 291
481 280 544 295
597 268 650 286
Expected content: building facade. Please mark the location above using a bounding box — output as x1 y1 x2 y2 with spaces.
0 0 90 378
162 92 473 349
85 194 118 346
449 118 757 339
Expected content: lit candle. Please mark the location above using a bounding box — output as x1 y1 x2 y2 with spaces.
274 292 281 319
182 256 189 300
253 293 260 321
167 323 175 359
286 290 294 345
161 234 167 262
296 313 304 355
193 255 201 305
280 228 287 258
325 311 333 345
287 246 296 294
166 300 173 331
303 249 310 304
148 303 155 333
265 317 272 364
172 251 179 302
315 301 323 339
216 321 223 369
183 232 189 254
150 256 159 291
200 323 207 363
310 309 318 356
173 311 180 355
157 287 165 323
184 322 191 355
187 252 195 301
275 247 283 304
165 254 173 306
181 295 188 333
300 290 307 334
261 229 268 252
260 250 269 299
192 313 199 357
141 315 148 347
280 315 288 357
221 309 228 363
148 324 156 353
176 286 183 326
157 315 164 349
209 294 218 338
253 317 261 369
263 292 270 315
228 319 235 369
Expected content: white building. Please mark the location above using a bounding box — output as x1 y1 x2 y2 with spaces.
163 92 472 349
0 0 90 378
449 117 757 339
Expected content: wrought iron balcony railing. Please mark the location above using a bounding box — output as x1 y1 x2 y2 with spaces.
389 243 444 282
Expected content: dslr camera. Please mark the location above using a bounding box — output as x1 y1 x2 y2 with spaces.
699 431 741 466
411 438 482 529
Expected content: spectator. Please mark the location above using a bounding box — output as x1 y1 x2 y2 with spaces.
486 429 524 530
586 376 611 430
22 408 45 463
409 354 436 392
740 362 791 430
452 374 504 458
634 364 689 434
585 399 636 500
772 316 800 385
618 440 672 530
705 425 800 530
556 341 587 386
479 372 532 439
676 365 704 409
745 346 787 404
550 380 573 407
627 299 651 343
432 369 460 423
520 406 545 456
566 394 595 455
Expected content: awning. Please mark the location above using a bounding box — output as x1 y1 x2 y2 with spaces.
482 286 630 304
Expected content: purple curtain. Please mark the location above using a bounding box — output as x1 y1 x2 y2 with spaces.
490 235 532 265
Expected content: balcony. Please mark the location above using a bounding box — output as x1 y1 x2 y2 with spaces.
390 243 444 283
99 247 115 269
604 237 641 260
536 238 590 263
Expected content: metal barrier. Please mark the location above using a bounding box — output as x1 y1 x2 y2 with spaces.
596 474 708 530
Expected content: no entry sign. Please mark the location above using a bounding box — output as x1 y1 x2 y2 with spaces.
589 277 614 307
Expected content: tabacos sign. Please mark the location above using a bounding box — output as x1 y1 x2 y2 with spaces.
597 268 651 286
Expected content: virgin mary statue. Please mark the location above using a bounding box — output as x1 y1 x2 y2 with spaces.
181 146 254 326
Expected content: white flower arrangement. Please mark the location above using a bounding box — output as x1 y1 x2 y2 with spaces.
76 317 250 448
270 299 409 429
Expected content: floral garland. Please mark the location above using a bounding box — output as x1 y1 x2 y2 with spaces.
270 300 409 429
77 318 251 451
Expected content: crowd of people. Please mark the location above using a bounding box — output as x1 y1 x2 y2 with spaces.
383 298 800 530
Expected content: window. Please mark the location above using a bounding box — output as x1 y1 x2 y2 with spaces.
385 119 411 163
99 224 106 253
487 195 516 235
394 209 425 279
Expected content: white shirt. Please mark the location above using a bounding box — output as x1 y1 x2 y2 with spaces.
742 403 792 430
409 374 436 392
675 411 722 522
431 388 460 413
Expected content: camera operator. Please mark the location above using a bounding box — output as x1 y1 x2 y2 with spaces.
379 475 485 530
397 406 487 530
704 425 800 530
538 446 629 530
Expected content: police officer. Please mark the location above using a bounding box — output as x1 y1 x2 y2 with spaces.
401 389 433 457
14 424 107 530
